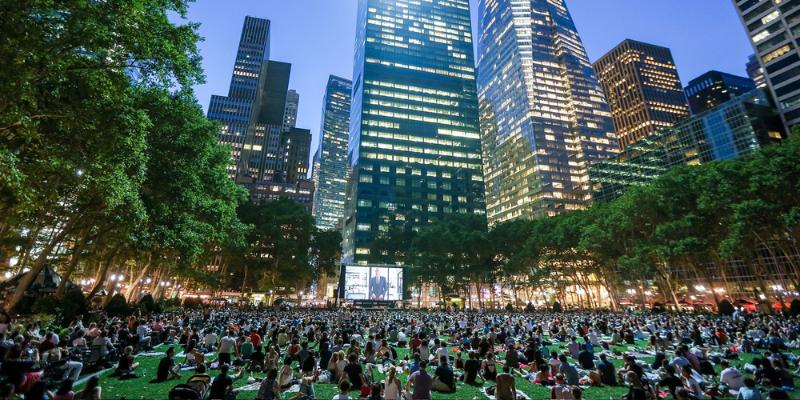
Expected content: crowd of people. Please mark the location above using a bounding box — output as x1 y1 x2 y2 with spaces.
0 306 798 400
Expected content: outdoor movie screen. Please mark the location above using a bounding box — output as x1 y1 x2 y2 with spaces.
343 265 403 301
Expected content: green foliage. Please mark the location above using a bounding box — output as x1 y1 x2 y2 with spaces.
181 297 203 309
31 296 60 316
229 199 316 292
138 294 157 314
60 287 89 323
718 299 735 316
105 294 130 317
790 299 800 317
0 0 247 311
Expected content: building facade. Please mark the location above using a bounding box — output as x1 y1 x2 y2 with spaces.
747 53 768 88
590 89 786 202
477 0 620 224
733 0 800 128
343 0 486 263
283 89 299 132
312 76 352 231
207 17 313 206
685 70 756 114
593 39 690 150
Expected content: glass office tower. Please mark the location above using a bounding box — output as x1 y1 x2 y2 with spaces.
207 17 314 208
685 70 756 114
208 16 272 179
343 0 486 263
733 0 800 128
312 75 352 231
590 89 786 202
477 0 619 224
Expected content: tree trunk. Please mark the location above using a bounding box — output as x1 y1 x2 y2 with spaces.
125 255 152 301
86 248 119 299
4 218 76 312
240 264 249 293
56 233 89 298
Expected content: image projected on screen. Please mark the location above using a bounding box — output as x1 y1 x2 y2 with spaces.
344 265 403 300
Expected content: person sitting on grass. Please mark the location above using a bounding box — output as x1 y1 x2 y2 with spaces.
332 380 351 400
278 356 296 390
152 346 181 383
115 346 138 380
405 360 432 400
482 351 497 381
184 340 206 368
249 345 266 372
256 368 278 400
550 373 573 400
735 377 761 400
462 351 482 385
558 354 579 386
51 379 75 400
596 353 616 386
496 365 518 400
383 367 403 400
208 363 243 400
186 363 212 390
342 353 365 388
431 355 455 393
74 375 101 400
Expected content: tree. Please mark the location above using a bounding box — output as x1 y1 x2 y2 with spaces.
235 199 314 294
1 0 206 311
311 229 343 296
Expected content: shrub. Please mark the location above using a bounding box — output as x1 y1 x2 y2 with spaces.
790 298 800 317
718 299 735 316
552 301 563 312
105 294 130 317
31 295 60 316
138 294 157 314
182 297 203 309
61 287 89 324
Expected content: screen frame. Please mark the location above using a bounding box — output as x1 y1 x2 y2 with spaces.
339 264 405 301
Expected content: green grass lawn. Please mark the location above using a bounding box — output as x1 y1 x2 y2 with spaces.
75 336 800 400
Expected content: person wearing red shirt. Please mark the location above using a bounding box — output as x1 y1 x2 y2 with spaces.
250 331 262 351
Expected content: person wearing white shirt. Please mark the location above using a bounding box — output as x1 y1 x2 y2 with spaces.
397 330 407 346
435 344 448 361
203 330 218 351
719 360 744 391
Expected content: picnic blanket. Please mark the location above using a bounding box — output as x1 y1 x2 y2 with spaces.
480 386 531 400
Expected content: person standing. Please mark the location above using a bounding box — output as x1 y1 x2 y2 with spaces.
368 269 388 300
217 331 237 366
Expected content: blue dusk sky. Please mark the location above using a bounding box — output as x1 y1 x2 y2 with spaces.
182 0 754 165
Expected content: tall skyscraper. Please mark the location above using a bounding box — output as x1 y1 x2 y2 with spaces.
685 70 756 114
591 89 785 202
207 16 314 207
283 89 299 131
208 16 272 179
733 0 800 128
593 39 690 150
343 0 486 263
312 76 352 231
477 0 619 224
747 53 768 88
